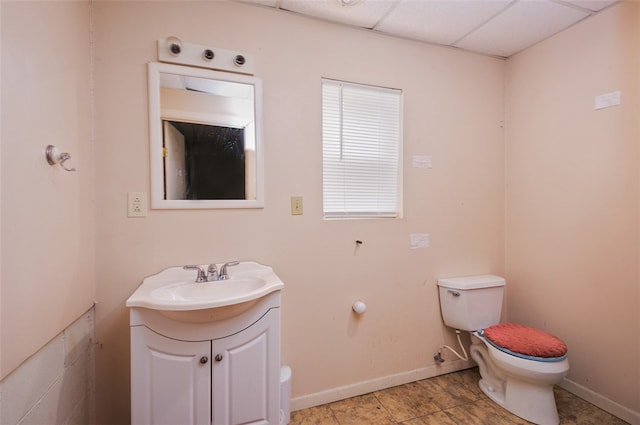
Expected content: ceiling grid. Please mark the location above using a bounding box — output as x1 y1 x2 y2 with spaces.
238 0 619 58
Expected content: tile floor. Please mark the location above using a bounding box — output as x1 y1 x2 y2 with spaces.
290 368 629 425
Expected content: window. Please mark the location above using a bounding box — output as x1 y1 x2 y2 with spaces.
322 79 402 218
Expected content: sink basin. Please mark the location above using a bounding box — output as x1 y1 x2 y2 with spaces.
126 261 284 311
151 278 265 305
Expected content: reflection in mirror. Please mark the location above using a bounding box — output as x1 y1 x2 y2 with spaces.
148 62 263 209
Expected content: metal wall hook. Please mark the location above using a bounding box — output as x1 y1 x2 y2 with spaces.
45 145 76 172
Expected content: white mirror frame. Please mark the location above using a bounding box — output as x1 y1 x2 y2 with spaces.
148 62 264 209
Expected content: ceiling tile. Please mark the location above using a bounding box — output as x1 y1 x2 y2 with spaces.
454 0 589 57
376 0 513 46
279 0 396 28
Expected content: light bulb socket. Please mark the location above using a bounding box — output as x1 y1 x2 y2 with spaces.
203 49 215 61
166 36 182 56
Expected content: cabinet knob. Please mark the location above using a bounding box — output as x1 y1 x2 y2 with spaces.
215 354 223 362
200 356 209 364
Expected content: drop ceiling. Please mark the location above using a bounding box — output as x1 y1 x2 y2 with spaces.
238 0 619 58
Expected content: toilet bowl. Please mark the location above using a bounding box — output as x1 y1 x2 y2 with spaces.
470 329 569 425
437 275 569 425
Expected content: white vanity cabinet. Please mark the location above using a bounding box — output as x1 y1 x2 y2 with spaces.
130 291 281 425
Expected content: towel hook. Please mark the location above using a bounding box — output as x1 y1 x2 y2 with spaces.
45 145 76 172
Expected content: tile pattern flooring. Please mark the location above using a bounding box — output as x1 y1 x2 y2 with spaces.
290 368 629 425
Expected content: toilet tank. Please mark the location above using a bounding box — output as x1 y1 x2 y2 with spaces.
437 275 505 331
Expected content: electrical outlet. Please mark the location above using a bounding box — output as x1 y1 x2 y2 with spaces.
290 196 303 215
128 192 148 218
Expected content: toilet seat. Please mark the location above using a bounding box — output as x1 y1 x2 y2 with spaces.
472 331 570 378
480 323 568 362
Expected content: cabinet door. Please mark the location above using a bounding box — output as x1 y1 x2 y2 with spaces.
131 326 211 425
212 310 280 425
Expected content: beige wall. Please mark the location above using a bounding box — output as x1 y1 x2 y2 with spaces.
505 1 640 416
92 1 504 422
0 1 94 379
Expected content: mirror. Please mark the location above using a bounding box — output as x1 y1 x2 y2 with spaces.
148 62 263 209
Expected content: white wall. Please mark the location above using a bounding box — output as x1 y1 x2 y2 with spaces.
505 2 640 421
92 2 505 423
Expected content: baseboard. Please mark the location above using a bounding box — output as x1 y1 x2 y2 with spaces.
560 378 640 425
290 359 474 411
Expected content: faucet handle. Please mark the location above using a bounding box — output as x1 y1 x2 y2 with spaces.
207 264 219 281
183 265 207 283
219 261 240 280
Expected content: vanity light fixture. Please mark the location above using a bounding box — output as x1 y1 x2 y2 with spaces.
157 37 254 75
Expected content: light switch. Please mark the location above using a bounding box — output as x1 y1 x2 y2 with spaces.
291 196 303 215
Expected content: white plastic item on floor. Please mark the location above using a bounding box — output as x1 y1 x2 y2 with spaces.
280 365 292 425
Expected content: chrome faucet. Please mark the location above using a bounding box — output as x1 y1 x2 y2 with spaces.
183 265 207 283
218 261 239 280
207 264 219 281
184 261 239 282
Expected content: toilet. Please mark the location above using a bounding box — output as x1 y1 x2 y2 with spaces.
437 275 569 425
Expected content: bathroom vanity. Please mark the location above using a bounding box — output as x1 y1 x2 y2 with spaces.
127 262 284 425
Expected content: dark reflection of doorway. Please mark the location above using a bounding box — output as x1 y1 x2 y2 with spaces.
167 121 245 200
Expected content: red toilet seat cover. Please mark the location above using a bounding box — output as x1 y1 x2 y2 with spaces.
483 323 568 359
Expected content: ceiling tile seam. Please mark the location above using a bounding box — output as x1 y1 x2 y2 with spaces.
504 12 594 58
550 0 598 14
362 27 509 60
264 4 420 50
267 5 366 32
450 0 518 52
369 0 401 31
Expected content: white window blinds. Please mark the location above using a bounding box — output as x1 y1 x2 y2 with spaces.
322 79 402 218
